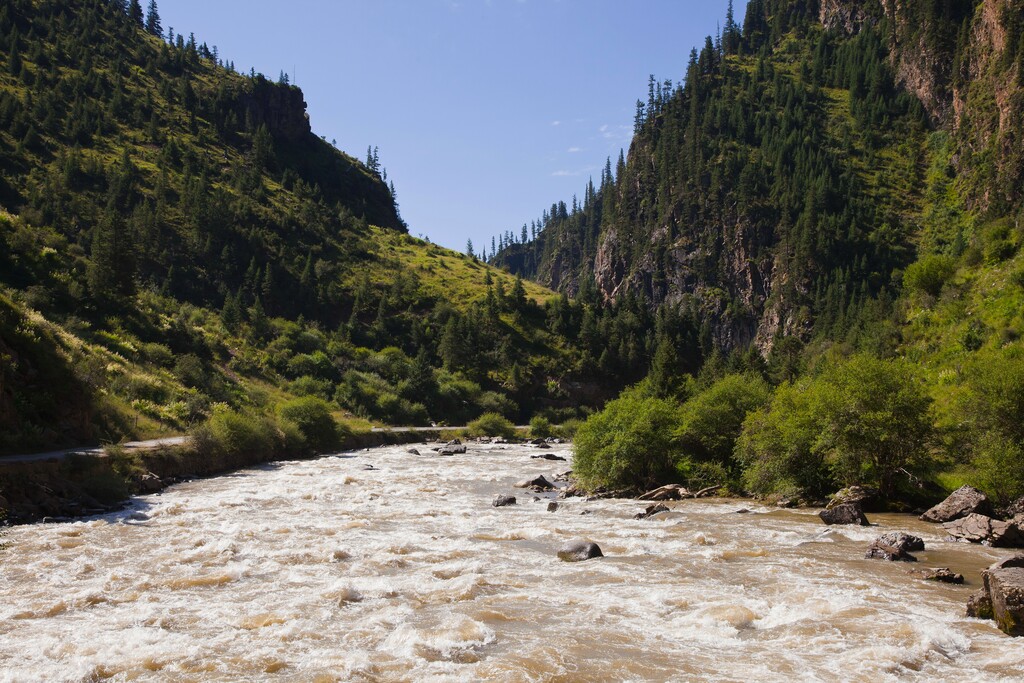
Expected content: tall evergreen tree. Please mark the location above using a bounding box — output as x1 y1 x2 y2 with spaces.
128 0 144 27
145 0 162 37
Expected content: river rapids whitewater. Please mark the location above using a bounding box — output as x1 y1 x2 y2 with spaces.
2 442 1024 682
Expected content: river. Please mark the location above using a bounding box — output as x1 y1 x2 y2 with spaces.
2 442 1023 682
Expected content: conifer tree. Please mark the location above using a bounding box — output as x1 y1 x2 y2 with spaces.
128 0 144 27
89 207 137 303
145 0 162 37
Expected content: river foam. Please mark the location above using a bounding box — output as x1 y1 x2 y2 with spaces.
2 442 1023 681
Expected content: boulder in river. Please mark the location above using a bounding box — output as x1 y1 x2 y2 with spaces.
531 453 567 461
920 485 993 523
969 555 1024 635
865 532 923 562
557 539 603 562
818 502 869 526
136 472 164 494
943 513 1024 547
921 567 965 584
827 486 882 512
547 502 559 513
406 448 420 455
492 494 517 508
634 503 670 520
514 475 554 491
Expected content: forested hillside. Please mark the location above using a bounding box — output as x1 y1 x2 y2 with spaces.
492 0 1022 361
0 0 597 454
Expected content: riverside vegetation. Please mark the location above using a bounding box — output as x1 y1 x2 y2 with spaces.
2 0 1024 520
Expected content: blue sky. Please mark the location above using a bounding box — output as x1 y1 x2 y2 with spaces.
159 1 747 252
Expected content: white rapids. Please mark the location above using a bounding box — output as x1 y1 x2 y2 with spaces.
2 442 1024 682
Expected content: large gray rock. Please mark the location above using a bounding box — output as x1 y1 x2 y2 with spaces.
818 502 869 526
557 539 603 562
920 485 992 523
865 532 924 561
876 532 925 553
827 486 881 512
979 556 1024 636
943 513 1024 547
492 494 517 508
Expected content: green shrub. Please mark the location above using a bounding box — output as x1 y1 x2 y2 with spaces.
676 373 771 467
277 397 340 454
903 254 956 297
737 355 933 500
191 407 280 465
572 384 681 492
554 418 583 440
465 412 516 438
960 348 1024 504
529 415 553 439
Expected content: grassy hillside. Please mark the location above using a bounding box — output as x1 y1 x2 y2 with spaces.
0 1 586 454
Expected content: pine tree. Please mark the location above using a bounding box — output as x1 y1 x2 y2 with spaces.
89 207 137 303
466 239 475 258
145 0 162 37
128 0 144 27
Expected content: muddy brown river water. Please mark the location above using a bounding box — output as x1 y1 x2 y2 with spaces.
2 442 1023 682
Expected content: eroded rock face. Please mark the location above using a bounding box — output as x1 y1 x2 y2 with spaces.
819 502 870 526
943 513 1024 547
557 539 603 562
921 485 993 523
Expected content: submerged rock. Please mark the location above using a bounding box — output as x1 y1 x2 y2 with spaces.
406 448 420 455
557 539 603 562
922 568 964 584
492 494 517 508
547 501 559 513
921 485 992 523
819 502 869 526
514 475 555 491
943 513 1024 547
531 453 567 461
634 503 671 520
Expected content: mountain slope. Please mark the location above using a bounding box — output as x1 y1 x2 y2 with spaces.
492 0 1023 363
0 0 585 453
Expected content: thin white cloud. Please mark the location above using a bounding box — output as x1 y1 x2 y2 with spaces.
552 170 575 176
568 146 583 153
551 120 561 126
